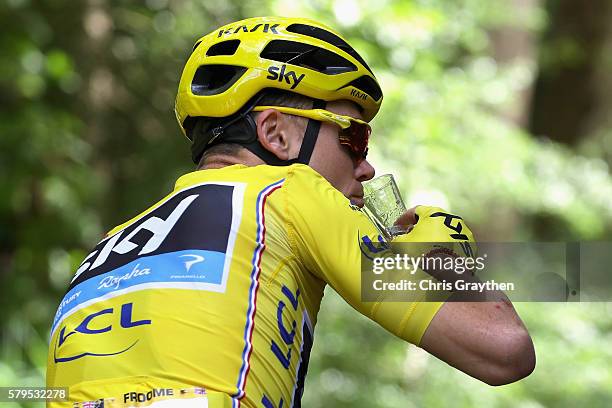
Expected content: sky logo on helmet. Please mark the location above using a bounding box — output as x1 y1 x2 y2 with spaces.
266 65 305 90
217 23 280 37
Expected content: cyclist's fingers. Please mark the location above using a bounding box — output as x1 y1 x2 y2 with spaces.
394 206 419 226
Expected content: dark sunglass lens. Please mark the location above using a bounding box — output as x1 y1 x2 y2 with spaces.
339 120 370 161
348 122 370 155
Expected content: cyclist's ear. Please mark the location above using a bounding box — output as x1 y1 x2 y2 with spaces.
255 109 304 161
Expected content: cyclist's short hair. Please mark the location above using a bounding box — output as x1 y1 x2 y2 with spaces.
256 89 313 110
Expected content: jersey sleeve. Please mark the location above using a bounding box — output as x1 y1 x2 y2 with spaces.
284 166 444 345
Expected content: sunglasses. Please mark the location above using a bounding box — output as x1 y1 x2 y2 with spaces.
251 106 371 162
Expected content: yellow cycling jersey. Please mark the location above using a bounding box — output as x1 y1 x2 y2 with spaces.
47 164 444 408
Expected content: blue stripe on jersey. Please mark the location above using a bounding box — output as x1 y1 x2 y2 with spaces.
234 178 285 400
51 249 226 334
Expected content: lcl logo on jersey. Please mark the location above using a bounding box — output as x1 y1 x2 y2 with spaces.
359 232 389 260
53 302 150 363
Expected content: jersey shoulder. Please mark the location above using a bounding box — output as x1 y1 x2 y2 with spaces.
283 164 355 211
106 165 295 236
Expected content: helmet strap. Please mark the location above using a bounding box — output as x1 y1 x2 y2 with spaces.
193 112 296 166
190 93 265 164
242 98 325 165
294 99 325 165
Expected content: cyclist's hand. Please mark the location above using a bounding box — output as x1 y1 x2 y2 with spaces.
393 206 476 258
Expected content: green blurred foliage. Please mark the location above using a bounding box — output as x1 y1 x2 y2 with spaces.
1 0 611 407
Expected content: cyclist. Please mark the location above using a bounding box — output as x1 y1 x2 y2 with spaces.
47 16 535 408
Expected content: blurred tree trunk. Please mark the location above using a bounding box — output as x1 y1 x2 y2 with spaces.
529 0 612 146
485 0 541 241
489 0 542 128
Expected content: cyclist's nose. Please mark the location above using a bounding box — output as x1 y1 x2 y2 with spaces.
356 159 375 182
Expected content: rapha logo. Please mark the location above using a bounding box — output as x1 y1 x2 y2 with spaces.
266 65 305 90
180 254 205 272
97 264 151 290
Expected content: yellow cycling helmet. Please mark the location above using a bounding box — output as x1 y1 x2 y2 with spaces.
175 16 383 163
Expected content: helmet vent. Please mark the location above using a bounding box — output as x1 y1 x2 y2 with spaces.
286 23 373 75
343 75 383 101
261 40 356 75
191 64 248 96
206 40 241 56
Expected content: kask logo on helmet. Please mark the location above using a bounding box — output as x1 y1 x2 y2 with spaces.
217 23 280 37
351 88 368 101
266 64 305 90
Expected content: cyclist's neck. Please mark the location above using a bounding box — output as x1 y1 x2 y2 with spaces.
199 152 264 170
